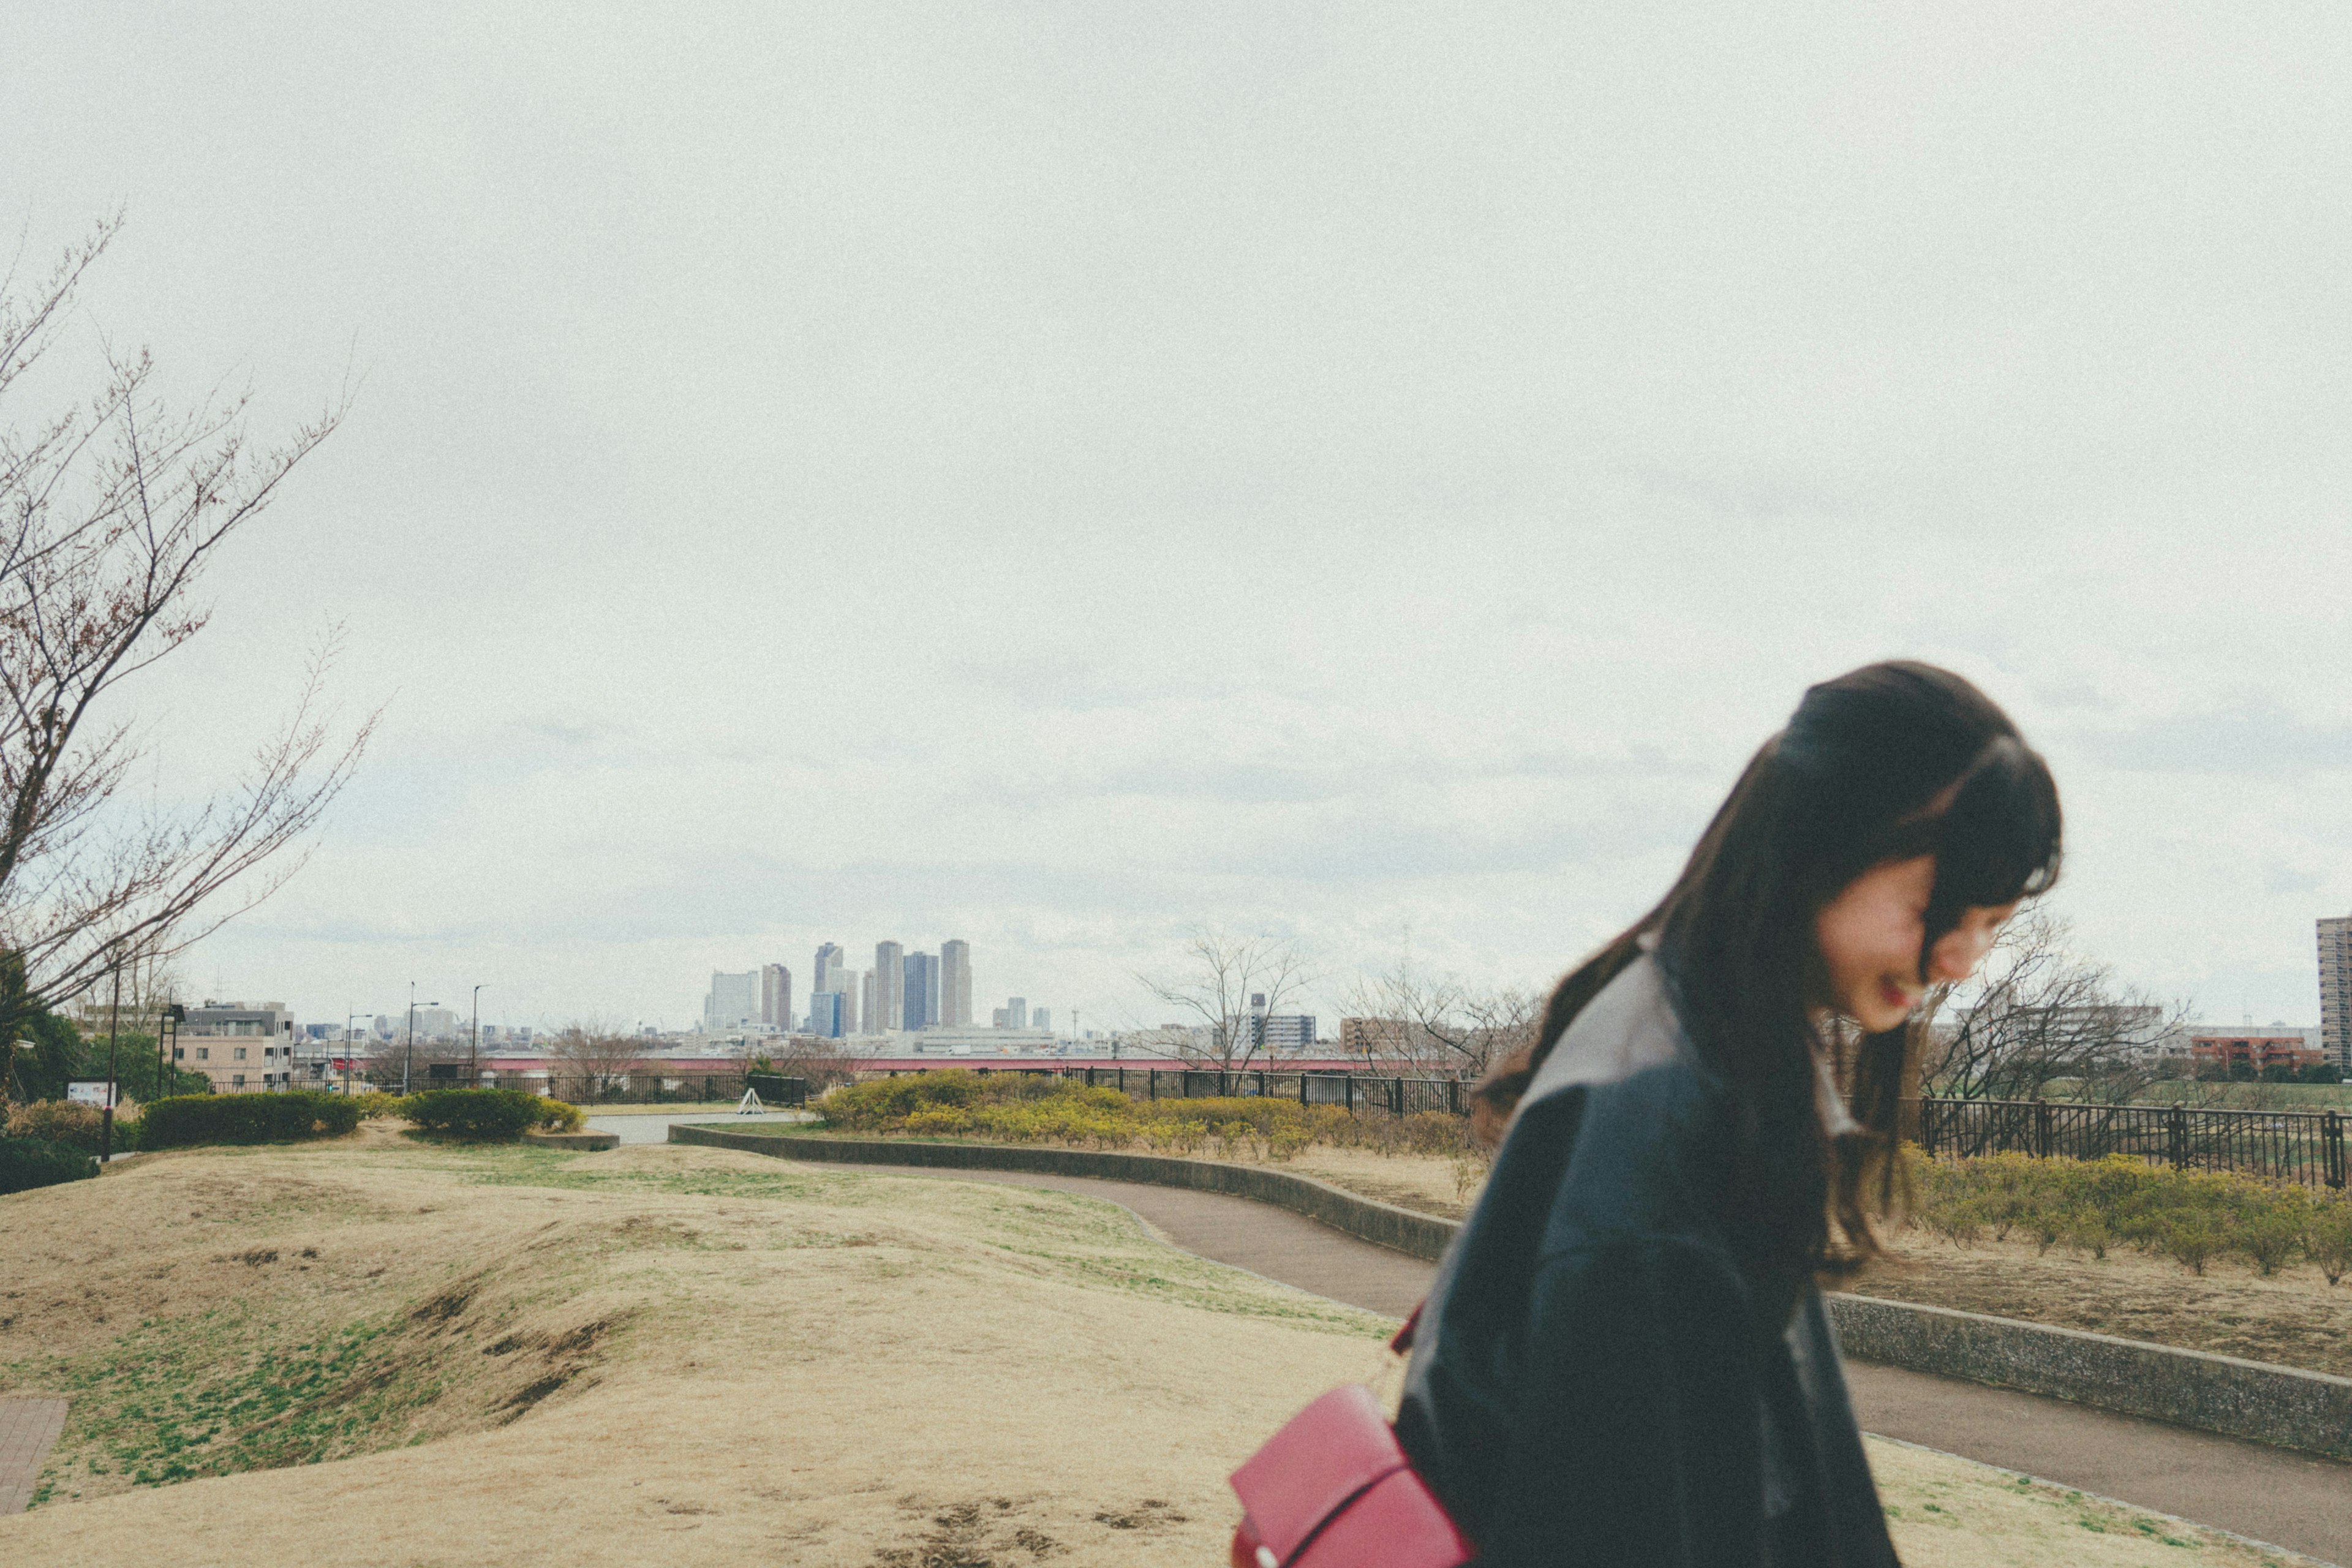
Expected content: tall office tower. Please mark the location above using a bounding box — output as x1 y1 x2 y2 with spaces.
760 963 793 1030
940 940 973 1026
1032 1008 1051 1033
860 971 878 1035
813 942 845 997
2321 916 2352 1070
903 952 941 1031
874 941 905 1031
1005 997 1028 1030
704 971 760 1030
839 970 861 1035
808 993 844 1038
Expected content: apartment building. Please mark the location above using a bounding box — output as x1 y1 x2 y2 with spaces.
174 1001 298 1093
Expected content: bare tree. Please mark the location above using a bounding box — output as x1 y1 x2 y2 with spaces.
761 1033 856 1091
1138 927 1313 1071
1344 954 1540 1079
0 216 370 1044
1921 908 2185 1104
549 1022 644 1102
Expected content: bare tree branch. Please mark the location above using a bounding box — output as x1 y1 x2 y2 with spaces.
0 217 372 1049
1137 927 1314 1071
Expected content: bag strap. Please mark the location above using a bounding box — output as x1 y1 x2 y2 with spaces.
1388 1300 1425 1355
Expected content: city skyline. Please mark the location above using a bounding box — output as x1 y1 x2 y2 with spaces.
20 9 2350 1040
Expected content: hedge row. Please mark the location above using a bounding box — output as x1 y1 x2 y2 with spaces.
1905 1150 2352 1282
0 1137 98 1194
819 1070 1476 1159
402 1088 582 1139
138 1091 364 1148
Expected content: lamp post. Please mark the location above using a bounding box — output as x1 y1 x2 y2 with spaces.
100 958 123 1161
402 984 440 1095
156 1001 185 1101
470 984 486 1088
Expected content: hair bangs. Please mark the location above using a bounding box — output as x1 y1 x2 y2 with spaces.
1927 736 2062 914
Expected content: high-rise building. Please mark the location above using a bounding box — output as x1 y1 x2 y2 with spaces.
903 952 941 1030
808 993 844 1038
760 963 793 1030
1031 1008 1051 1033
861 971 878 1035
704 971 760 1030
2321 916 2352 1070
839 970 861 1035
941 939 973 1026
814 942 845 997
874 941 905 1031
1005 997 1028 1030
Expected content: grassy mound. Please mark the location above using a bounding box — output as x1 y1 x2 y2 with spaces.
0 1128 2321 1567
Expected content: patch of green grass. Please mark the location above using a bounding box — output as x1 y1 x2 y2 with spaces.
10 1305 443 1501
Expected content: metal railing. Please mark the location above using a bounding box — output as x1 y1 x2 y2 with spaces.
1060 1063 1468 1118
1916 1095 2350 1190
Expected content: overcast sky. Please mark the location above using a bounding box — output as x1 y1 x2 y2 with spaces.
6 4 2348 1034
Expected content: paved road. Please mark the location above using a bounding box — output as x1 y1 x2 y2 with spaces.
587 1111 812 1145
801 1159 2351 1566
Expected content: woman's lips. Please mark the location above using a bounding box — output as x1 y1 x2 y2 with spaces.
1878 978 1913 1012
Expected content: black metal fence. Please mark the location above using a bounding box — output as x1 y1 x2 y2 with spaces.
1916 1096 2350 1191
1060 1063 1468 1118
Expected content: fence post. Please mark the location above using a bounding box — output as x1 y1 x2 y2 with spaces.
1256 1069 1267 1099
1391 1077 1403 1117
1448 1078 1460 1116
2034 1101 2052 1159
1300 1072 1309 1106
2168 1105 2188 1172
1345 1077 1355 1114
2326 1110 2346 1190
1150 1070 1158 1101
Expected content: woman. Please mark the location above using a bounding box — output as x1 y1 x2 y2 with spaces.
1393 662 2061 1567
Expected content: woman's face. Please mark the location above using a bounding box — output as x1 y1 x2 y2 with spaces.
1814 854 2016 1033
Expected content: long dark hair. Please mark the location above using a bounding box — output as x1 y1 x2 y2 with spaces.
1472 662 2062 1282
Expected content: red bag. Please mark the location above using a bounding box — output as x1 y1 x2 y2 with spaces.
1227 1311 1474 1568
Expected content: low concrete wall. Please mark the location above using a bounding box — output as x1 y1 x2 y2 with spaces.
668 1124 1458 1260
669 1122 2352 1461
1825 1294 2352 1461
524 1129 619 1151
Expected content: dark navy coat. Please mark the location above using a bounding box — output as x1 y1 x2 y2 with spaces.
1395 956 1900 1567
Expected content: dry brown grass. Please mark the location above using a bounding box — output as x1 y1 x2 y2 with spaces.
0 1131 2322 1567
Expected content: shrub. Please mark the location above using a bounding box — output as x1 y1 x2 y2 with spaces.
401 1088 548 1140
350 1091 407 1120
140 1091 363 1149
2309 1197 2352 1286
5 1098 106 1152
535 1097 586 1133
0 1136 101 1194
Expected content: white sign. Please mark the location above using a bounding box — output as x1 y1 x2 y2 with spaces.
66 1079 119 1109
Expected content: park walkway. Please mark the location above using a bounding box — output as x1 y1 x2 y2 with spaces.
0 1396 67 1515
815 1159 2351 1566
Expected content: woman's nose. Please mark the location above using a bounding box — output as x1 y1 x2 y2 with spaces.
1931 927 1993 983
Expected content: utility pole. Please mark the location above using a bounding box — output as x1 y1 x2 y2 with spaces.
471 984 486 1088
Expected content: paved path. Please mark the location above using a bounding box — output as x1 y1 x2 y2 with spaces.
812 1160 2352 1566
0 1396 68 1514
587 1111 812 1146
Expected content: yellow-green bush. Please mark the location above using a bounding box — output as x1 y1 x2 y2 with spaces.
817 1071 1477 1161
1902 1148 2351 1281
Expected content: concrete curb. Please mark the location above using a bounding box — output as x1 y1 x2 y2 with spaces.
1825 1294 2352 1462
524 1129 619 1150
668 1123 2352 1463
666 1124 1458 1260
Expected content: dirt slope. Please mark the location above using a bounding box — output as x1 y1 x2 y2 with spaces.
0 1133 2322 1567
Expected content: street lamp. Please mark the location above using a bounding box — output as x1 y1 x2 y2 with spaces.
155 1001 185 1101
402 984 440 1095
470 984 486 1088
